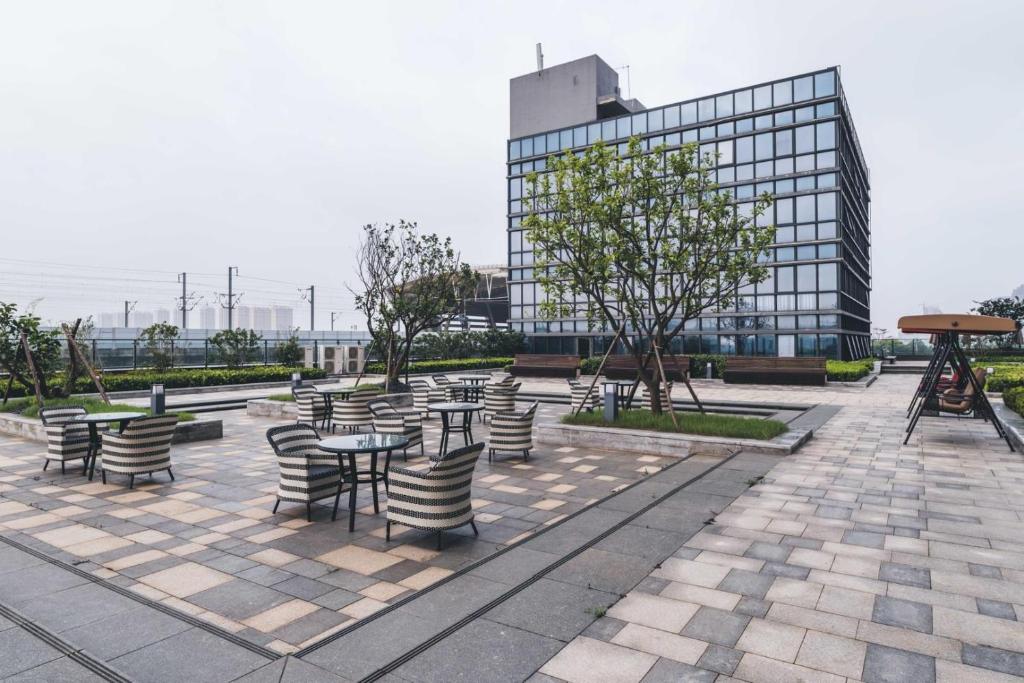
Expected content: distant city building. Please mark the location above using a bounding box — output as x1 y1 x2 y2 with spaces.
98 312 115 328
271 306 294 331
507 55 871 359
155 308 172 325
198 305 217 329
253 306 273 330
129 311 153 328
235 305 252 330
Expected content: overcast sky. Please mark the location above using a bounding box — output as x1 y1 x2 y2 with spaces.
1 0 1021 333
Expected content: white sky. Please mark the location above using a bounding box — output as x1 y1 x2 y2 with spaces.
1 0 1022 333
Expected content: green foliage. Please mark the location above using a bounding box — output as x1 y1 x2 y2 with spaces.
267 394 295 402
137 322 180 371
523 137 774 412
1003 386 1024 416
973 355 1024 364
970 296 1024 348
0 302 63 401
826 358 875 382
1 396 194 422
562 409 788 440
688 354 728 379
411 329 526 361
209 329 262 368
274 330 304 366
986 365 1024 392
364 357 513 375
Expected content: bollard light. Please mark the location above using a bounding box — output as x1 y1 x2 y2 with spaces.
602 382 619 423
291 372 302 389
151 384 165 415
706 361 712 379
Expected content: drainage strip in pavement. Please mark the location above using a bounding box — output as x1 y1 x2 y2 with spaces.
297 450 782 682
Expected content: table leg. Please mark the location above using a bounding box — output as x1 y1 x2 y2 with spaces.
439 412 450 457
465 410 474 445
383 449 392 493
87 423 99 480
370 452 380 514
347 452 358 532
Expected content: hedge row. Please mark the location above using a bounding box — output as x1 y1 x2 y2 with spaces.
583 354 874 382
363 357 514 375
4 366 328 398
826 358 875 382
986 365 1024 393
1003 386 1024 417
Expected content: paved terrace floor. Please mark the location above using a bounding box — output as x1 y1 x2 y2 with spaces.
0 375 1021 682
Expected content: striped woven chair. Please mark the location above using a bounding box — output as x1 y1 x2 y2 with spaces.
483 381 520 422
385 441 484 550
570 381 599 414
100 415 178 488
368 399 423 460
409 379 445 419
266 424 343 522
292 386 328 429
491 375 515 388
39 405 93 474
640 382 673 411
331 388 376 433
487 401 538 462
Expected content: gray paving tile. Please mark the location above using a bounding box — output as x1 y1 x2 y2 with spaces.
680 606 749 647
188 580 292 620
393 618 563 683
733 596 770 618
546 547 654 595
744 541 791 563
640 658 716 682
4 654 106 682
975 598 1018 621
400 574 508 628
842 530 886 549
0 563 89 604
467 547 558 586
863 644 935 683
696 644 743 675
879 561 930 589
598 525 687 562
110 627 269 683
717 568 774 599
581 616 628 642
301 612 439 680
760 561 810 579
962 644 1024 677
60 605 191 660
485 578 617 642
13 582 138 633
0 628 62 678
872 595 933 634
968 563 1002 578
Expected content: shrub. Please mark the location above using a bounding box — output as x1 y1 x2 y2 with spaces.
138 322 180 371
274 331 304 366
581 354 727 378
364 357 513 375
1003 386 1024 416
826 358 875 382
209 329 262 368
562 409 788 440
1 396 194 422
986 365 1024 392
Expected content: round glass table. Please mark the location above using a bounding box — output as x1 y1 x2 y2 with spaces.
74 412 147 480
426 402 483 457
318 433 409 532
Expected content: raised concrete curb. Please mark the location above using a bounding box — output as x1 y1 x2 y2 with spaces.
534 420 812 456
993 401 1024 452
247 392 414 420
0 412 222 444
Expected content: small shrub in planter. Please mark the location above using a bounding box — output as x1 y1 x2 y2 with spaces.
364 357 513 375
826 358 874 382
1004 386 1024 416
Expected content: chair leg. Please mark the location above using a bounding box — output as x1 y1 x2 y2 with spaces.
523 449 529 461
470 520 478 536
43 460 49 472
332 487 341 521
385 520 391 542
436 531 443 551
128 474 134 489
101 469 107 484
306 502 312 523
273 498 280 513
61 461 66 475
167 467 175 481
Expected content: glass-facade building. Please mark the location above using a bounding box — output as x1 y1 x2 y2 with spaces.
506 61 871 360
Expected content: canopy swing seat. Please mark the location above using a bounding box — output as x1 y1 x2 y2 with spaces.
898 314 1016 451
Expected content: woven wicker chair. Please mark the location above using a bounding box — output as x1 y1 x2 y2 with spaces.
570 381 600 414
39 405 93 474
483 381 520 422
266 424 343 522
368 399 423 460
331 388 376 433
487 401 538 462
292 386 328 429
100 415 178 488
385 442 484 550
409 379 445 419
640 382 673 411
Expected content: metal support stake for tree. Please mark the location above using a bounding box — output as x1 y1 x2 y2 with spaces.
574 323 625 417
650 340 679 428
19 332 45 410
61 324 110 405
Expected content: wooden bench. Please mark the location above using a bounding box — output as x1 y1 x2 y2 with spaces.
509 354 580 378
723 357 827 386
603 355 690 381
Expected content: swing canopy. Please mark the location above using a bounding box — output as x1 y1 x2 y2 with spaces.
897 314 1016 335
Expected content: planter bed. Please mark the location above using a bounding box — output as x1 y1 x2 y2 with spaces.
0 412 222 445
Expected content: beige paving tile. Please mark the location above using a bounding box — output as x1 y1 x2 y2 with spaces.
766 603 859 639
242 599 319 633
660 582 741 611
653 557 731 588
340 597 388 620
815 584 875 620
936 659 1024 682
932 605 1024 653
247 548 302 568
540 636 657 683
34 524 109 548
735 617 806 663
359 581 408 602
317 545 404 575
610 623 707 665
103 549 167 571
794 630 866 679
855 619 961 661
138 562 234 598
765 576 824 609
732 652 844 683
606 592 699 633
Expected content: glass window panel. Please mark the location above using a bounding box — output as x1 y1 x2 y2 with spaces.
701 317 718 330
756 335 777 355
755 181 773 196
521 137 533 157
509 200 521 214
648 108 664 132
816 121 836 150
736 117 753 133
795 125 815 154
777 314 796 328
773 80 792 106
547 132 558 151
797 245 816 260
798 334 817 355
719 335 736 354
717 166 735 183
795 154 815 172
817 192 837 220
700 142 715 162
818 243 837 258
776 157 794 175
508 177 521 200
616 117 631 139
717 140 733 165
819 334 838 359
666 131 681 146
682 129 698 143
681 101 697 124
776 247 795 262
735 89 753 114
757 295 776 312
755 161 773 178
796 176 815 191
796 195 816 221
774 110 794 126
819 292 838 308
698 97 715 121
573 126 587 147
818 262 838 289
795 106 814 122
755 133 773 160
797 264 816 291
776 198 794 224
736 184 754 199
736 136 753 163
631 113 646 135
509 140 521 160
533 135 546 155
719 316 737 330
798 315 818 329
775 129 793 156
601 119 616 141
559 129 572 151
510 230 523 251
797 293 817 310
818 173 836 188
817 151 836 168
716 93 733 117
814 71 836 97
588 122 601 143
819 314 838 328
797 224 816 241
736 163 754 181
794 76 813 102
775 178 794 193
777 296 795 312
664 105 680 129
816 101 836 117
818 221 837 239
753 85 772 110
699 125 715 140
755 114 773 130
717 121 734 136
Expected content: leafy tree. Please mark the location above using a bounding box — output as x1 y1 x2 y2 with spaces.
411 329 527 360
351 221 476 389
524 138 774 413
275 330 304 366
0 302 63 404
138 322 179 371
477 328 527 357
971 296 1024 348
210 329 262 368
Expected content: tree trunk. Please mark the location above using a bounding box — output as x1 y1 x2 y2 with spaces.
20 332 46 408
63 319 82 396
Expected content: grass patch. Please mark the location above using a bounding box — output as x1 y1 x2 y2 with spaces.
267 394 294 402
1 397 194 422
562 409 787 440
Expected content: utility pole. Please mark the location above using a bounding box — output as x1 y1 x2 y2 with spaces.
176 272 201 329
300 286 314 331
124 300 137 328
217 267 242 330
330 311 340 331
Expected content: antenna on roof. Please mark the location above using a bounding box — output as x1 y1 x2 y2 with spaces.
536 43 544 71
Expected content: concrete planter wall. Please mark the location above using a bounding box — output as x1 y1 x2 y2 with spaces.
247 392 414 421
534 421 811 457
0 412 222 445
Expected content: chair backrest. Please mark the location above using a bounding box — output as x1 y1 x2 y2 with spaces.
432 374 451 386
292 386 316 399
493 375 515 387
367 399 398 417
120 415 179 445
348 388 378 402
408 379 429 390
39 405 86 426
429 441 484 481
519 401 538 422
266 423 321 456
566 378 580 387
